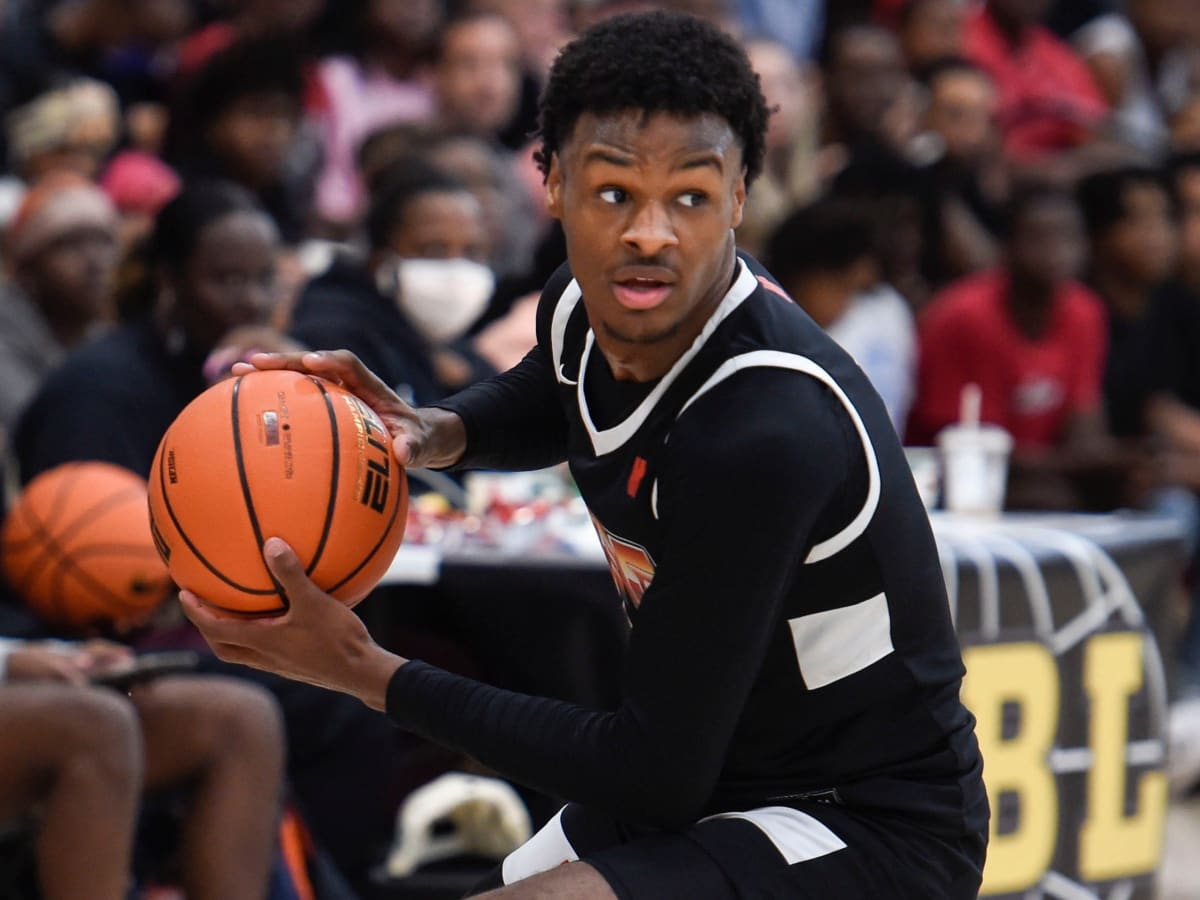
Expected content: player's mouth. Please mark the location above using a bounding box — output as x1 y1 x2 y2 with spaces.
612 271 676 311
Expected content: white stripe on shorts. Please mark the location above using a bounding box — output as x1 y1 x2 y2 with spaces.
702 806 847 865
501 807 579 885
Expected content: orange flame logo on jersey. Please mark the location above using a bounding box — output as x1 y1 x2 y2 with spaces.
591 515 656 608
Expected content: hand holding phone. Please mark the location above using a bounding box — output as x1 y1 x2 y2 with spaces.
90 651 201 691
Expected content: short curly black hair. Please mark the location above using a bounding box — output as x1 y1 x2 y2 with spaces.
534 11 769 186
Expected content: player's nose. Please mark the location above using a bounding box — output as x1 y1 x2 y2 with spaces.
621 201 679 257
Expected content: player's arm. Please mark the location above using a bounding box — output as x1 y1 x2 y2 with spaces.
425 345 567 471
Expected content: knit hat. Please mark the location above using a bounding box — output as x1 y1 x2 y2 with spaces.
5 172 117 267
5 80 119 171
100 151 181 217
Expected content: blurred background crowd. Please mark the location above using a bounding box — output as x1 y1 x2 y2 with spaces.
5 0 1200 896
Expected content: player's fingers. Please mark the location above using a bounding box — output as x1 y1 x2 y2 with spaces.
179 590 226 635
233 351 314 374
301 350 410 413
262 537 327 613
178 591 275 663
391 434 415 467
234 351 419 455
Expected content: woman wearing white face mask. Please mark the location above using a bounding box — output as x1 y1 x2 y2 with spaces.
289 162 498 404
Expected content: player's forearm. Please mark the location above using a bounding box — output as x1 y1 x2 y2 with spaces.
429 348 568 471
385 660 715 828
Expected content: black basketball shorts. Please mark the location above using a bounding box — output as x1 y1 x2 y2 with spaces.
495 801 985 899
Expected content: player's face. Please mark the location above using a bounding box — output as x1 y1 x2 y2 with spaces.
546 110 746 381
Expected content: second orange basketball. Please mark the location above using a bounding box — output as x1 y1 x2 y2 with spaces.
148 369 408 616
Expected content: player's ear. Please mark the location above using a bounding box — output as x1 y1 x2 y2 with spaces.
545 154 564 220
731 168 747 230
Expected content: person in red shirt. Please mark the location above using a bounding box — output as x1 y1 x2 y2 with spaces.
907 183 1124 508
964 0 1109 160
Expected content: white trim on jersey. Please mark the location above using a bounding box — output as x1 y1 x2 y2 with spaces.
787 592 894 689
702 806 847 865
551 279 583 385
574 257 759 456
501 807 579 885
676 349 882 565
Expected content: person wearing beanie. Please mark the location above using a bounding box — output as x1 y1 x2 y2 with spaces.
0 172 118 433
3 79 121 182
99 150 182 252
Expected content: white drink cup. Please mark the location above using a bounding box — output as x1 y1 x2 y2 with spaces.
937 423 1013 515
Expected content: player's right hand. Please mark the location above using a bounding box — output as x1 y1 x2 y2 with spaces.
232 350 467 470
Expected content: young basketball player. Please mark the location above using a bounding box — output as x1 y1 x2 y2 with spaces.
183 12 989 898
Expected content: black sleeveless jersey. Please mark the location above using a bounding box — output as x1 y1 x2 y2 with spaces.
388 253 988 842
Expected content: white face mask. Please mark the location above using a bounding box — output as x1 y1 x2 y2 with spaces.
378 256 495 344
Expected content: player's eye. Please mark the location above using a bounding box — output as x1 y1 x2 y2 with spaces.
678 191 707 208
598 187 628 204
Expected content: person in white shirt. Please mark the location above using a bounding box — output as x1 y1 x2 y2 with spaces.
766 197 916 432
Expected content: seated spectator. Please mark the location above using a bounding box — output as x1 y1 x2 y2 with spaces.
964 0 1109 161
821 23 918 159
0 634 141 900
98 150 181 256
11 180 428 890
357 124 544 283
14 181 280 480
918 57 1006 285
0 173 117 434
831 148 934 309
310 0 441 232
1171 152 1200 293
1171 90 1200 155
431 11 524 147
464 0 573 149
766 198 916 431
0 0 192 157
166 37 313 245
3 79 119 184
1080 164 1200 695
906 184 1122 509
0 623 284 900
898 0 968 73
1072 0 1197 158
176 0 327 75
1077 166 1180 439
290 163 496 404
736 38 820 258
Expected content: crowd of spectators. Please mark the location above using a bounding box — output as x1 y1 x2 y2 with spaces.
6 0 1200 895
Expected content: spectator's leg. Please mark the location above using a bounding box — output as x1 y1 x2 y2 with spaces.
0 684 142 900
134 675 285 900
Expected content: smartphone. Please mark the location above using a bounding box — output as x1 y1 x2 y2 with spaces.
90 651 201 691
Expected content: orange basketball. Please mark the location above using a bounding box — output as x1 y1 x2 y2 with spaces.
1 462 174 630
147 369 408 616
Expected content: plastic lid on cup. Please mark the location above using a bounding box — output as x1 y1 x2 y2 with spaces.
937 423 1013 454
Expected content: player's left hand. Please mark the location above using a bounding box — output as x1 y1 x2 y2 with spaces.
179 537 407 711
